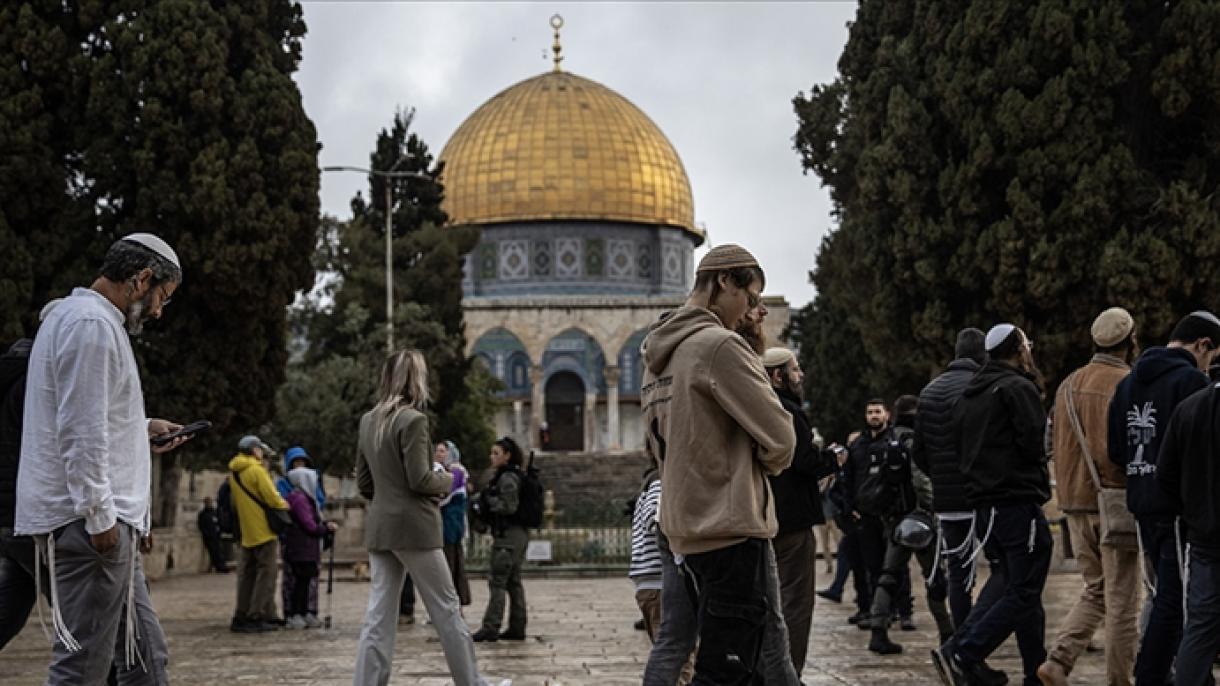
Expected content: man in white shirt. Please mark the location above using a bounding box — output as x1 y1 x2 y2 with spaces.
16 233 192 685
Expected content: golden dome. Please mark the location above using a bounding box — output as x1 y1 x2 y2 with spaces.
439 70 701 242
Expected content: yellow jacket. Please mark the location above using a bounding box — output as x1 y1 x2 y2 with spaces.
228 453 289 548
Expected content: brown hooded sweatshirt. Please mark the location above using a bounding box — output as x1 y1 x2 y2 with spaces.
640 306 795 555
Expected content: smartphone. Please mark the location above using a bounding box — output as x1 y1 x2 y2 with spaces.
151 420 212 447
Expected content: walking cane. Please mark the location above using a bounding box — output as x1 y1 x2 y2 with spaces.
324 533 335 629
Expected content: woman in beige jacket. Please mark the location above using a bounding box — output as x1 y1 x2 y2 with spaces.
351 350 505 686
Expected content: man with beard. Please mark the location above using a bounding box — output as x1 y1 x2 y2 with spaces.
1107 310 1219 686
934 324 1051 686
1037 308 1140 686
16 233 192 684
840 399 896 631
762 346 838 676
641 244 796 684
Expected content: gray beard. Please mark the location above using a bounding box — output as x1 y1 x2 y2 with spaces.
125 292 154 335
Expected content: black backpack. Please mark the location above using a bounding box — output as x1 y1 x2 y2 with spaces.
855 429 916 518
513 462 545 529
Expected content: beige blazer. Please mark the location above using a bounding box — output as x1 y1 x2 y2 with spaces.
356 408 453 551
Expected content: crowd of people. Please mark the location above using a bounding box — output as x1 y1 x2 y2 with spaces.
631 242 1220 686
4 232 1220 686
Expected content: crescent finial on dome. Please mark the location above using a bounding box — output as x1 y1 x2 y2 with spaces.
550 14 564 72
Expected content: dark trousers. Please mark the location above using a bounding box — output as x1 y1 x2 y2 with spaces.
1175 543 1220 686
288 561 318 617
954 503 1052 683
858 515 887 611
825 519 870 613
399 573 415 616
202 533 227 572
868 517 953 640
684 538 772 685
772 528 816 675
940 518 976 629
1135 515 1184 686
0 530 42 650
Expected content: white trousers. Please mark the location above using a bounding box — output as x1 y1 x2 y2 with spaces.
353 548 483 686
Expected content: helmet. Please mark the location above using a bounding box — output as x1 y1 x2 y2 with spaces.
894 510 936 550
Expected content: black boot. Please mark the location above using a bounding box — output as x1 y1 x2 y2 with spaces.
868 628 903 655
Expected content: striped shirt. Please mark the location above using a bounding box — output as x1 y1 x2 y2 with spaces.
629 479 663 589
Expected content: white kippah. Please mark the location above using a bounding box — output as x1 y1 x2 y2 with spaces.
121 233 181 270
985 323 1016 352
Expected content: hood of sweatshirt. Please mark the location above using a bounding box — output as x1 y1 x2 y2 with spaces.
1134 346 1201 385
643 306 725 375
228 452 264 474
963 360 1031 398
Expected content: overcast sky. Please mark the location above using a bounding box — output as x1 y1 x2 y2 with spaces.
296 1 857 308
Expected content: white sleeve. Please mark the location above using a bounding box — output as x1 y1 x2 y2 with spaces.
56 319 118 534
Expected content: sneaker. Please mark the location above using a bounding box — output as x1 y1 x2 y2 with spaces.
846 611 867 625
816 589 842 603
958 656 1008 686
230 618 256 633
930 646 958 686
286 615 307 630
868 631 903 655
471 628 499 642
303 614 322 629
499 629 526 641
900 616 917 631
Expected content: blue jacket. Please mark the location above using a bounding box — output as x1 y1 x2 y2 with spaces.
1108 346 1209 518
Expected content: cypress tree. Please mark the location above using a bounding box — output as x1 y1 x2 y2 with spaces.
795 0 1220 428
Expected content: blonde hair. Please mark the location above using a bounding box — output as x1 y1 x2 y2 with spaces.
371 349 430 446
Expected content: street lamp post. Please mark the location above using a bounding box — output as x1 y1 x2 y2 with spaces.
321 164 434 352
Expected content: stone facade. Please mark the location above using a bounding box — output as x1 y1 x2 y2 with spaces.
466 294 790 453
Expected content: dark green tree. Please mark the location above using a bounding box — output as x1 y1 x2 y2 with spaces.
1 0 320 524
795 0 1220 415
286 110 495 473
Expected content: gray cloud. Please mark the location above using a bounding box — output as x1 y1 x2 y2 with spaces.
297 1 856 308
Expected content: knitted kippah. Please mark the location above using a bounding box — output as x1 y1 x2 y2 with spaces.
696 244 759 273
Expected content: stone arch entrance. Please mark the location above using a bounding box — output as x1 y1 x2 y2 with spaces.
545 371 585 451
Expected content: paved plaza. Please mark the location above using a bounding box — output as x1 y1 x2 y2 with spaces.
2 563 1154 685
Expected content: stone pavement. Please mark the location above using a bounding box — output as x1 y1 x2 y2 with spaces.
0 565 1189 685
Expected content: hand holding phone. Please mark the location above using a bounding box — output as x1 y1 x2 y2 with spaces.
151 420 212 447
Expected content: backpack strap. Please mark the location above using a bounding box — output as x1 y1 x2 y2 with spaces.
1063 371 1104 491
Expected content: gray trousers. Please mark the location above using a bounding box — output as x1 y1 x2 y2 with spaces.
234 539 278 622
643 532 697 685
44 520 168 685
353 548 483 686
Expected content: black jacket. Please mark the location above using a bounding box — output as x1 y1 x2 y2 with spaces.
1157 383 1220 546
0 339 32 529
842 425 897 514
955 360 1050 507
768 388 836 533
197 505 221 540
1108 346 1209 518
914 358 980 513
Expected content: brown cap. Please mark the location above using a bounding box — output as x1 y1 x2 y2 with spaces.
1091 307 1135 348
696 244 760 274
